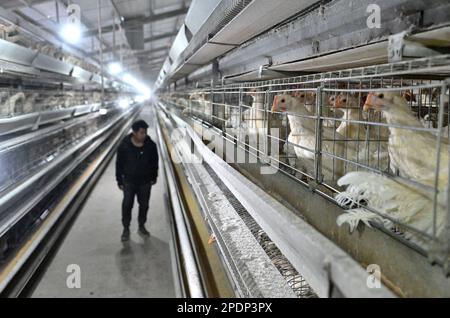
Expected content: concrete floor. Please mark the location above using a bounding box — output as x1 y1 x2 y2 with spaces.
32 106 176 298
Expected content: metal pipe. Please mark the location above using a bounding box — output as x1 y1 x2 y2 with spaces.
112 10 116 57
444 79 450 272
97 0 104 105
431 81 448 240
55 0 60 24
314 86 324 182
154 109 205 298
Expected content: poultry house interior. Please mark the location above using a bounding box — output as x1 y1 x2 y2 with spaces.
0 0 450 303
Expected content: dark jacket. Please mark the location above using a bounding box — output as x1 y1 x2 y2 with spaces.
116 133 159 186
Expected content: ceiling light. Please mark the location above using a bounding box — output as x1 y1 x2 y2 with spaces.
61 22 81 44
108 62 123 75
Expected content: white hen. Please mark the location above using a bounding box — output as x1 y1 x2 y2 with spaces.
331 94 391 171
336 91 450 246
9 92 26 114
272 93 345 181
23 93 39 114
363 92 449 186
224 93 258 130
245 92 266 130
336 171 447 246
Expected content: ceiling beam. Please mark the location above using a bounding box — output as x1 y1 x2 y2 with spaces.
87 31 177 57
145 31 178 43
142 70 162 76
140 64 161 70
104 47 168 64
124 64 161 71
123 6 189 28
124 55 166 65
133 46 170 56
105 53 166 66
134 56 166 64
145 56 166 63
82 7 188 37
144 61 166 68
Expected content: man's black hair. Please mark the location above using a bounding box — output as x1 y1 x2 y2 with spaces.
132 120 149 132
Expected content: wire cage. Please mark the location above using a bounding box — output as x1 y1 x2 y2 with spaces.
0 100 134 196
159 55 450 267
0 88 123 118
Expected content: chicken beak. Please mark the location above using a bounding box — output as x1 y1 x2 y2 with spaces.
272 96 279 112
363 93 382 112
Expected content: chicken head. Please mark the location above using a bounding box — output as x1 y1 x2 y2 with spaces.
272 92 314 113
363 92 406 113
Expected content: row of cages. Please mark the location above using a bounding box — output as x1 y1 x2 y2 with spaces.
159 56 450 265
0 104 126 196
0 88 130 118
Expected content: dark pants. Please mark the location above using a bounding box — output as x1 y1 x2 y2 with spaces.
122 182 152 228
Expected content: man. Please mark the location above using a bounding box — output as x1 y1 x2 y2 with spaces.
116 120 159 242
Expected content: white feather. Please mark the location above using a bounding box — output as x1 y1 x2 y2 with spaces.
335 171 447 246
276 94 345 180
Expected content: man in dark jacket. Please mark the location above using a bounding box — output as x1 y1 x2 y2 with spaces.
116 120 159 242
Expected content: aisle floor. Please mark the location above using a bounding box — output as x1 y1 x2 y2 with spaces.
32 106 175 298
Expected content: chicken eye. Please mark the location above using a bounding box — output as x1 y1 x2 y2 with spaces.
300 94 305 98
342 99 347 103
281 99 286 103
378 93 384 99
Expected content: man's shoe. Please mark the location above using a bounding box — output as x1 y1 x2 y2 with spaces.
138 225 150 237
121 228 130 242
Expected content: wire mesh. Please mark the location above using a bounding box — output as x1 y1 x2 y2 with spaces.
0 88 124 118
159 55 450 266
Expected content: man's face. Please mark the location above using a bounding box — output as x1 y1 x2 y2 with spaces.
133 128 147 143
